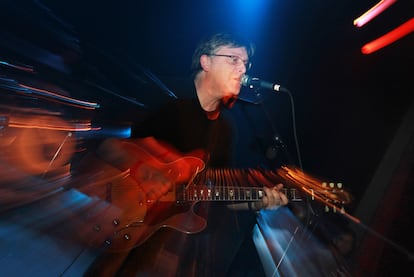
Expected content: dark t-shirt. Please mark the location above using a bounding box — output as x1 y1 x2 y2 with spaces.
131 84 233 167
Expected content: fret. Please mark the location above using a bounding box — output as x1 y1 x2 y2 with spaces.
227 169 238 199
217 168 223 199
207 188 212 200
289 188 302 201
252 188 257 200
244 188 251 200
233 186 240 200
228 187 235 200
214 188 221 200
256 188 262 200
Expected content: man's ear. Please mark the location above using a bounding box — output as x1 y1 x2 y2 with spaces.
200 54 210 71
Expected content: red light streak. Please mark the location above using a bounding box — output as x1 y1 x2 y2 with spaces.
361 17 414 54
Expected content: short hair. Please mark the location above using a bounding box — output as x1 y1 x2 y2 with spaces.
190 32 255 78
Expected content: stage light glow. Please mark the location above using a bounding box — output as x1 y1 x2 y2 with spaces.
226 0 273 36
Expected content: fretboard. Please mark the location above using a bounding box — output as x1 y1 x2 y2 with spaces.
178 185 303 202
176 167 301 202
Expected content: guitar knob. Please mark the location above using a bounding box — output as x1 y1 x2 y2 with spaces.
123 234 131 240
93 225 101 232
112 219 120 226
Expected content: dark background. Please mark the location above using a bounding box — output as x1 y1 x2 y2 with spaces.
1 0 413 275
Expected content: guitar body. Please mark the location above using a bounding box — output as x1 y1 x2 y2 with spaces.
108 201 207 252
77 140 208 252
121 140 206 190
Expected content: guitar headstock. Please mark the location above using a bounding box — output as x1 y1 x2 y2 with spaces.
320 182 351 213
277 166 353 213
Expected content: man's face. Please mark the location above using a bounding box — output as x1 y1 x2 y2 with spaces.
207 46 249 107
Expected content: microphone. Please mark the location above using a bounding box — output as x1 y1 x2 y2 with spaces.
241 75 289 93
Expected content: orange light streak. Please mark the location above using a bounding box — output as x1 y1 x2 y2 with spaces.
7 122 100 131
353 0 397 27
276 166 353 205
6 115 99 131
361 17 414 54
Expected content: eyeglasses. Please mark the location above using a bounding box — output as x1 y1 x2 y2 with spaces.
208 54 252 71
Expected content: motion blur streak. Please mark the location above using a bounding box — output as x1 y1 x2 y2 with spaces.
253 208 341 276
361 17 414 54
353 0 397 27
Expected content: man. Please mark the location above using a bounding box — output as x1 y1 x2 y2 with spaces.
88 32 289 276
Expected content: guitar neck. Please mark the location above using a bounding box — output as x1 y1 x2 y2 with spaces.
161 166 350 207
177 185 303 202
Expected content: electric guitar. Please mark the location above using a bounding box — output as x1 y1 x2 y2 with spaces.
89 142 352 253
